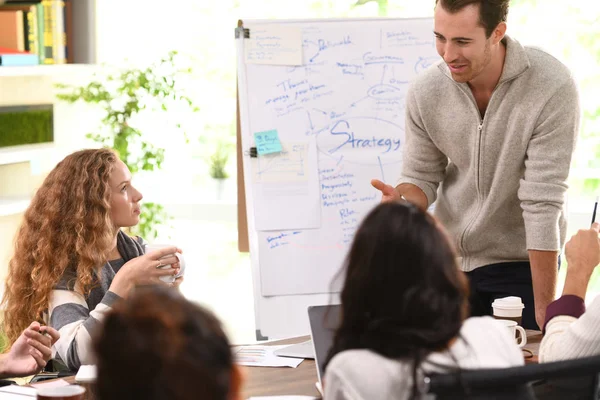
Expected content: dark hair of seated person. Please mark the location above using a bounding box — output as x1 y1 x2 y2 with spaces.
94 286 240 400
324 202 469 399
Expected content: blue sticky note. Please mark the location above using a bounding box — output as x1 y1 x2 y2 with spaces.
254 130 283 155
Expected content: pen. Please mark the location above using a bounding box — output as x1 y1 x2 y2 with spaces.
592 196 598 226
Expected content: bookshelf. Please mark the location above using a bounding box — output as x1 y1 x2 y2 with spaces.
0 0 96 69
0 0 97 218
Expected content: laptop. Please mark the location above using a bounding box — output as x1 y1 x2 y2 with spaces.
272 304 341 394
272 304 341 361
308 304 342 394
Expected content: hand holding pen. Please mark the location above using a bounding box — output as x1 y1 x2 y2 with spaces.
592 195 598 227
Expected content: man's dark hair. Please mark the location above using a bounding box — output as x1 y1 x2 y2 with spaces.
436 0 509 37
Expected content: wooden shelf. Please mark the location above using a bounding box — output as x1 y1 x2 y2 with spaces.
0 196 30 217
0 143 53 166
0 64 96 78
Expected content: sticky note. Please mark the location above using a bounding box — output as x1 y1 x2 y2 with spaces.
254 130 283 155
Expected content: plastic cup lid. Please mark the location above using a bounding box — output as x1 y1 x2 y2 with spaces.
492 296 524 309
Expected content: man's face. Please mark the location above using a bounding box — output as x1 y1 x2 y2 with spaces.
434 3 493 83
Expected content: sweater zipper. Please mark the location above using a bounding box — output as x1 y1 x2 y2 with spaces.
459 118 484 267
459 73 522 266
476 121 483 196
458 87 498 267
443 63 529 268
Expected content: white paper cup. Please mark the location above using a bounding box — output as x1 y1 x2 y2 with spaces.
144 243 186 283
492 296 524 324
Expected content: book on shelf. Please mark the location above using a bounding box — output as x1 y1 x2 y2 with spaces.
0 10 25 51
41 0 54 63
64 0 71 63
52 0 65 64
0 46 39 66
0 3 40 59
0 0 91 65
41 0 66 64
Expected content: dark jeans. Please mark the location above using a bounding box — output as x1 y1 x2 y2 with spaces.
466 261 539 330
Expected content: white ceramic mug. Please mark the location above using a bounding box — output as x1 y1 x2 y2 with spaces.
144 243 186 284
499 319 527 348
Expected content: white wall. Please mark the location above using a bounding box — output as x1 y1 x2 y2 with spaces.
0 68 102 281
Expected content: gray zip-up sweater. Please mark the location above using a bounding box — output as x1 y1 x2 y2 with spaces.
398 36 580 272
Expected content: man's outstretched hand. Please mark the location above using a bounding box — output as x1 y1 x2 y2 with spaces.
371 179 401 203
371 180 428 210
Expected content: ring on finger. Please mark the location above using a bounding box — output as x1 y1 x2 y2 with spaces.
156 260 164 268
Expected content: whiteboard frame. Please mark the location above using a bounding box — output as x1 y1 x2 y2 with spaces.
236 17 435 340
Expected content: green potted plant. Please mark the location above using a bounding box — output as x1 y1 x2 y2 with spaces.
208 139 233 201
55 51 198 239
354 0 387 15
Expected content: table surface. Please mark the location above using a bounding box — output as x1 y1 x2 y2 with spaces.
242 336 320 398
242 330 543 398
40 330 544 399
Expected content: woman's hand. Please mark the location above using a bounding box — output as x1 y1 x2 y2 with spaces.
562 223 600 299
171 275 184 289
110 246 182 298
0 322 60 378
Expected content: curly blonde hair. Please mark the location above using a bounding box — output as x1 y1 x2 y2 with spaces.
2 148 118 346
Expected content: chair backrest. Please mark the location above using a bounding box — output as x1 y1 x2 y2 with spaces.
426 355 600 400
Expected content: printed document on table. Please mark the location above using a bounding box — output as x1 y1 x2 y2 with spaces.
251 138 321 231
233 345 304 368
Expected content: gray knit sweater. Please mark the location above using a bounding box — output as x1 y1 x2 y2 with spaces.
398 36 580 271
48 232 145 371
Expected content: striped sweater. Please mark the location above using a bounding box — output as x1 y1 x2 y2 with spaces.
48 232 145 371
539 295 600 363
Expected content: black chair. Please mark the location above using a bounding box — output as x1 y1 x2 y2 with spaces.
424 355 600 400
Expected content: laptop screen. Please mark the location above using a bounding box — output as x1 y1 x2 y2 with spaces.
308 304 342 383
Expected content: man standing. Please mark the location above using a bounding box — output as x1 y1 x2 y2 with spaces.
373 0 580 329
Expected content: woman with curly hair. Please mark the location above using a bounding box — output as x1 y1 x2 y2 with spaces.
1 148 182 371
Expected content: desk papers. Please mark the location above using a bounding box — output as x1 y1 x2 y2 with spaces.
233 345 304 368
